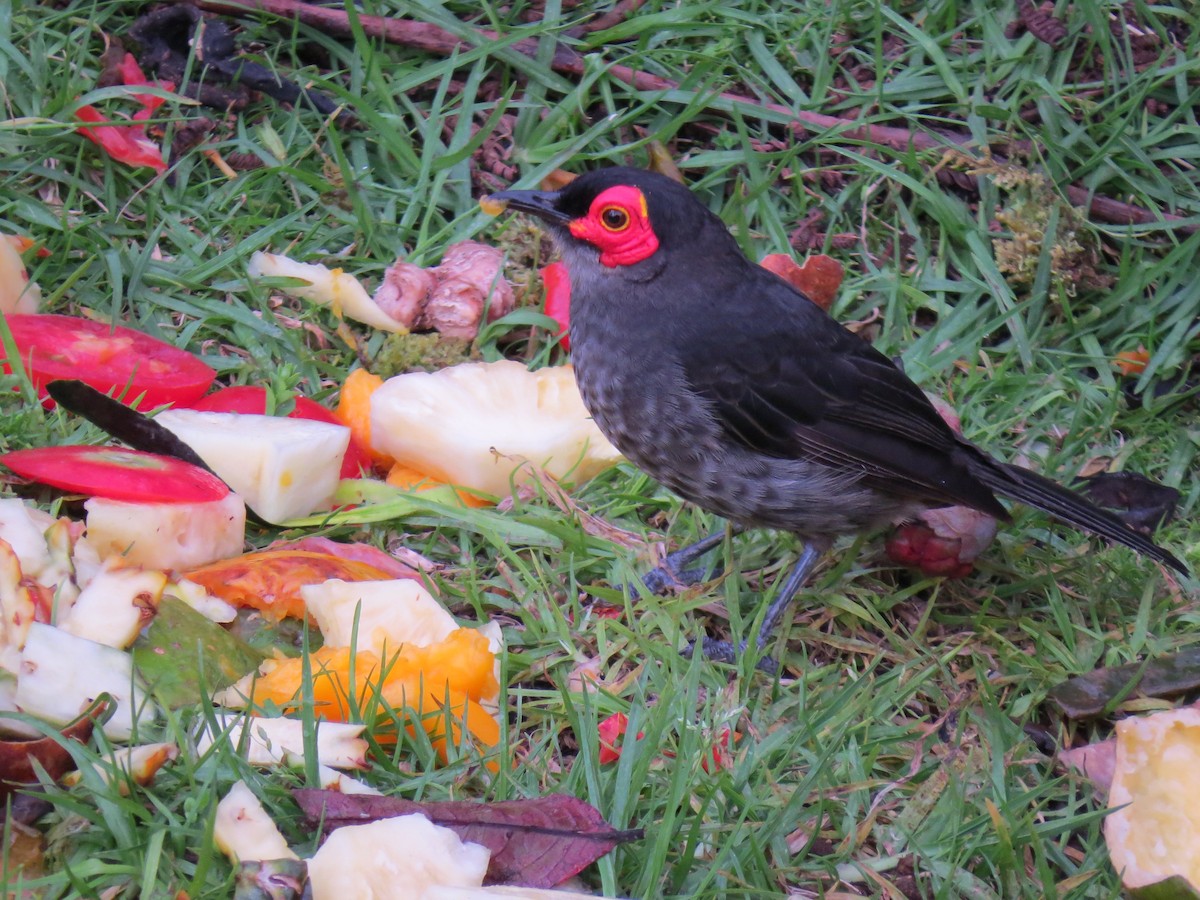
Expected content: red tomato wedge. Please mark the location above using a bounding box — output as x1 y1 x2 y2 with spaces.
3 314 216 409
1 446 230 504
187 385 371 478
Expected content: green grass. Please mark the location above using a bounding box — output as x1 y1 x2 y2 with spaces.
2 0 1199 896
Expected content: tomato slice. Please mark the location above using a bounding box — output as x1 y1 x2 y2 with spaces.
187 385 371 478
1 446 230 504
3 314 216 409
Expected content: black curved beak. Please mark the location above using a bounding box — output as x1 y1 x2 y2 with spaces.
482 189 571 225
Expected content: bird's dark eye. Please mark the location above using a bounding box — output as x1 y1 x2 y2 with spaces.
599 205 630 232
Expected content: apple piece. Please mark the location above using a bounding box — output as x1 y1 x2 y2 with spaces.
213 779 298 864
63 741 178 792
370 361 622 496
301 578 457 656
0 234 40 316
84 492 247 571
305 814 490 899
163 577 237 624
247 251 408 333
0 499 55 578
318 764 383 796
154 409 350 524
198 713 367 770
0 539 36 673
15 622 155 740
0 672 40 738
58 560 167 648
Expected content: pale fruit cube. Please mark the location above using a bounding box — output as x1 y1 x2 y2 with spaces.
301 578 457 656
15 622 155 740
214 780 298 864
306 814 490 900
154 409 350 523
370 360 621 496
85 492 246 571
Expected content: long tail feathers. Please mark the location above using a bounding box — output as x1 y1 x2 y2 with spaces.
975 462 1188 575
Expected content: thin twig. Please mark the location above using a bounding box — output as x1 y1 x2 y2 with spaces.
179 0 1196 234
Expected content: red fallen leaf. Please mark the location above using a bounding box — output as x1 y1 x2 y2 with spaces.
541 261 571 350
760 253 845 310
293 789 642 888
75 53 171 173
0 700 106 803
598 711 642 764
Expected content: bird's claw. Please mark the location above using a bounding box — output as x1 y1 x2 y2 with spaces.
639 562 722 595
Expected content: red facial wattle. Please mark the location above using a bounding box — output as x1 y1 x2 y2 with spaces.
568 185 660 268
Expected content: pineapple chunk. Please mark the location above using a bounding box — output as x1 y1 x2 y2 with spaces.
85 492 246 571
154 409 350 524
198 713 367 770
301 578 457 655
15 622 155 740
58 560 167 648
370 361 621 496
214 780 298 864
306 814 490 899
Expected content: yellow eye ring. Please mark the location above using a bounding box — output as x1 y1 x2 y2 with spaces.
599 205 631 232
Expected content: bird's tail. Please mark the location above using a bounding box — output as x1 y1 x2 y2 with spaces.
973 462 1188 575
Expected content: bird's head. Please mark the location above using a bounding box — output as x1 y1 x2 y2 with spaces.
484 167 735 274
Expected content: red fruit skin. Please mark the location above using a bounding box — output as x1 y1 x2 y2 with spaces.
187 386 372 479
885 506 999 578
540 262 571 350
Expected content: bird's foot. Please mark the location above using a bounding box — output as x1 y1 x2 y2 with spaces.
640 562 723 594
684 637 779 675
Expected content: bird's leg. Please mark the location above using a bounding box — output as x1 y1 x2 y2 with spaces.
692 542 825 673
640 528 740 593
754 542 823 649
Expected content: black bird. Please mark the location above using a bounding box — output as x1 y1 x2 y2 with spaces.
487 167 1187 659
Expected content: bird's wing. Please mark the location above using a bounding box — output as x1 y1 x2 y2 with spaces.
680 290 1008 517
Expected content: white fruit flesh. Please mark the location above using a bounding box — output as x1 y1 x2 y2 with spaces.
370 360 621 496
154 409 349 524
84 492 246 570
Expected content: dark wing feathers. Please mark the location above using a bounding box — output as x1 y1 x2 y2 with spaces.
682 285 1009 518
